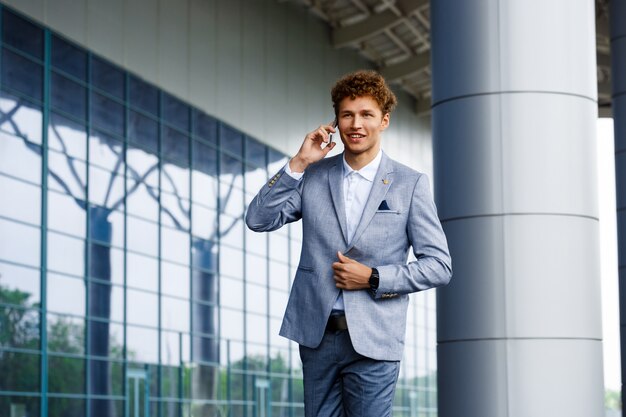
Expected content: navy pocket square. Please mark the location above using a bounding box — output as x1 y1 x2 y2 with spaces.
377 200 391 210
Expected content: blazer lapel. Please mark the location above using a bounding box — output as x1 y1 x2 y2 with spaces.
328 158 349 245
346 152 394 251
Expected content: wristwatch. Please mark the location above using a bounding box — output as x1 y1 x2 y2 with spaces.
369 267 380 296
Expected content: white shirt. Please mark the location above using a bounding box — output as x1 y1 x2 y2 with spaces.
285 151 383 311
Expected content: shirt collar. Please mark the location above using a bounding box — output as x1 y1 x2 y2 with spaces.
342 150 382 182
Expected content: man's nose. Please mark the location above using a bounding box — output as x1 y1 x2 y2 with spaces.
351 115 363 128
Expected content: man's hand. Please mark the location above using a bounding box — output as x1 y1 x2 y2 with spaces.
332 251 371 290
289 122 337 173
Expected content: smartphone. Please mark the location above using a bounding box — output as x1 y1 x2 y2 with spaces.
329 118 338 146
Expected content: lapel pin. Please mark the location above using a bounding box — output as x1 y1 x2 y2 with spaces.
383 179 389 185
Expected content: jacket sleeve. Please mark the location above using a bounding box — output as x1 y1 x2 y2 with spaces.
245 166 304 232
374 173 452 298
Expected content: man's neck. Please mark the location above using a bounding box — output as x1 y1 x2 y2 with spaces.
344 148 380 171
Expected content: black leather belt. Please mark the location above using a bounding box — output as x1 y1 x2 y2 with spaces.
325 314 348 332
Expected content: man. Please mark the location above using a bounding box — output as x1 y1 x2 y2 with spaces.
246 70 452 417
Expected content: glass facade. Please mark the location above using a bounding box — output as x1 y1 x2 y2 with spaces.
0 6 437 417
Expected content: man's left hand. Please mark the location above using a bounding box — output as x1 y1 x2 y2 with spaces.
332 251 371 290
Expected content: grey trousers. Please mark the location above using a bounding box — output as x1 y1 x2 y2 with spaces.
299 329 400 417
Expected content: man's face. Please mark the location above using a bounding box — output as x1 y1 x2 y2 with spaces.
337 95 390 160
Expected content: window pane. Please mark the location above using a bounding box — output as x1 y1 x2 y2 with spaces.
89 281 124 322
246 283 267 315
246 313 267 345
0 351 40 391
127 289 158 327
161 226 190 264
193 110 217 145
51 35 87 81
89 130 124 173
0 261 40 305
161 163 190 199
161 331 189 365
162 126 189 166
47 314 84 354
47 232 84 276
268 149 289 177
191 171 218 210
245 164 267 195
268 261 289 291
47 273 85 316
89 359 124 395
269 233 289 262
91 55 124 100
191 303 217 336
219 152 243 188
191 204 217 240
126 179 159 221
245 253 267 286
220 124 242 157
127 252 158 292
89 320 124 359
90 399 123 417
220 277 243 310
220 214 243 248
127 146 159 185
0 306 39 349
127 216 158 256
0 92 43 145
48 112 87 160
220 184 244 218
245 137 266 166
2 48 42 100
162 261 189 299
161 193 190 230
161 296 189 332
47 190 85 237
88 244 124 285
48 355 85 393
2 9 43 59
0 218 40 267
51 72 86 120
269 289 288 319
0 174 40 225
48 397 84 417
192 139 217 176
0 395 40 417
162 92 190 132
191 266 218 303
220 308 243 341
88 166 125 209
127 325 158 363
219 246 243 279
129 75 158 116
245 227 267 257
129 110 158 153
47 149 86 199
91 91 124 137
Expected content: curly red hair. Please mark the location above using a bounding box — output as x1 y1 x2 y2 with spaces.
331 70 397 116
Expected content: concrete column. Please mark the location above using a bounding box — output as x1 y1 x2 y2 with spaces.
610 1 626 414
431 1 604 416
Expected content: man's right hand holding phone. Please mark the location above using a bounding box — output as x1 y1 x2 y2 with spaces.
289 121 337 173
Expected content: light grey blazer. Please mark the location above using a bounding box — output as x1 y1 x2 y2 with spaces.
245 152 452 361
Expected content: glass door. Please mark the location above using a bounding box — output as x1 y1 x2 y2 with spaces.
126 368 150 417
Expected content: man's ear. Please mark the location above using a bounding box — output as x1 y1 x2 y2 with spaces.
380 113 390 130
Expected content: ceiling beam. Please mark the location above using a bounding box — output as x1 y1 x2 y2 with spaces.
597 52 611 68
598 81 611 99
416 98 431 116
380 52 430 82
332 0 428 48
